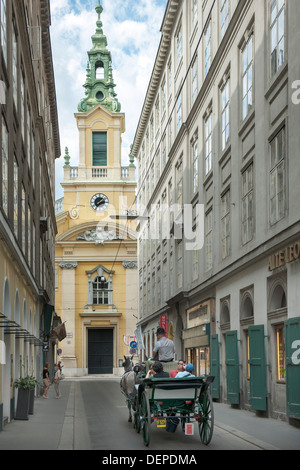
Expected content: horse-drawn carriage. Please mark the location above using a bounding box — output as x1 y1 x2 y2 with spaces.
120 357 215 447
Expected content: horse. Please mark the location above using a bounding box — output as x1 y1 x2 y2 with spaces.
120 356 142 423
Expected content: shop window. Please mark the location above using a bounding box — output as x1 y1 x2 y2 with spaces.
186 347 210 376
275 324 286 383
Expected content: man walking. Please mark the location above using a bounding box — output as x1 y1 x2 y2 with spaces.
152 327 175 362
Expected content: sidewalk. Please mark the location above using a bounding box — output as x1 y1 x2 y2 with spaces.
0 379 299 450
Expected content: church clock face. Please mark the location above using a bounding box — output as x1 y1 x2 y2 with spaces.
90 193 109 212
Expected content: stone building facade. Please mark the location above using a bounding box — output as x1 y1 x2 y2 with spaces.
0 0 60 428
133 0 300 422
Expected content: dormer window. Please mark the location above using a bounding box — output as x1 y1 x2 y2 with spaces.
95 61 104 79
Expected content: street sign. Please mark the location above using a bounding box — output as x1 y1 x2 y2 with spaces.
130 341 137 349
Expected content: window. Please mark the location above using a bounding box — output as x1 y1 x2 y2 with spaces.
204 20 212 77
2 118 8 216
95 61 104 79
27 105 31 169
221 190 231 259
242 35 253 120
176 24 182 64
270 128 285 224
168 58 172 97
192 136 198 194
93 276 109 305
192 56 198 105
220 0 229 39
28 204 31 266
276 324 286 382
155 96 160 133
177 241 182 289
161 80 166 116
22 185 26 254
14 157 18 236
1 0 7 64
92 132 107 166
162 135 166 168
176 160 183 207
12 26 18 108
192 0 198 30
205 210 213 270
221 79 230 151
176 93 182 133
270 0 285 77
242 164 254 244
204 112 212 175
32 221 36 277
21 73 25 141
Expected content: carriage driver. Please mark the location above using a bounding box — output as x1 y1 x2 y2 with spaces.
152 327 175 362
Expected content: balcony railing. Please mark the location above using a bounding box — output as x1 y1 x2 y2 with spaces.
63 165 135 182
55 197 64 215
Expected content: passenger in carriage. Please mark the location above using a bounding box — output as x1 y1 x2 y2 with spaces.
169 359 186 378
145 361 170 378
175 363 195 378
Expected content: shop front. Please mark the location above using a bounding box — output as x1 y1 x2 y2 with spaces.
182 299 215 376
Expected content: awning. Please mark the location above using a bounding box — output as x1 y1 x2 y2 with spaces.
43 304 54 336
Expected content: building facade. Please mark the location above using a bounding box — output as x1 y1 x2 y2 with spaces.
133 0 300 422
0 0 60 429
55 2 138 377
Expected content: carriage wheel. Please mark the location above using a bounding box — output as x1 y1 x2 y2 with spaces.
198 391 214 445
133 396 141 434
141 392 151 446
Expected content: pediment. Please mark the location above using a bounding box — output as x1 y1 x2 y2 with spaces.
56 221 137 244
75 104 125 132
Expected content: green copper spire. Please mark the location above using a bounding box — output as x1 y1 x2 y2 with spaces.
78 0 121 114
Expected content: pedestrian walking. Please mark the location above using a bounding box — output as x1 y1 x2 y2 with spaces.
42 362 50 398
54 364 61 398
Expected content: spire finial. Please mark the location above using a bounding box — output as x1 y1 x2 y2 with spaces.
64 147 71 167
77 1 121 114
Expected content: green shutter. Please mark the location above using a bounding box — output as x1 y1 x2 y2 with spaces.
211 334 220 399
248 325 267 411
93 132 107 166
285 317 300 419
226 330 240 404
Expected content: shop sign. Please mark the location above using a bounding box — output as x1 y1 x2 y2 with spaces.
160 315 168 335
186 301 211 329
268 241 300 271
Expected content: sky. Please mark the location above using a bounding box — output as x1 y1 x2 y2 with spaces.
50 0 168 200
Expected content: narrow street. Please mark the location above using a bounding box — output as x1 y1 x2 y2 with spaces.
0 378 299 453
76 379 299 451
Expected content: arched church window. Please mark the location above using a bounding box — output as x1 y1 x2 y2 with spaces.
95 61 105 80
93 275 109 305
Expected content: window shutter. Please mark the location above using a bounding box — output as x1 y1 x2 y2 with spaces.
285 317 300 419
225 330 240 404
93 132 107 166
211 334 220 399
248 325 267 411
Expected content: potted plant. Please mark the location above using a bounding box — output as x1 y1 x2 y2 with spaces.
14 376 39 420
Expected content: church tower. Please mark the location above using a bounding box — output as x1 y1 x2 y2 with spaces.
55 1 138 376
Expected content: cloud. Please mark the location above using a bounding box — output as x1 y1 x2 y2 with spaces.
51 0 167 200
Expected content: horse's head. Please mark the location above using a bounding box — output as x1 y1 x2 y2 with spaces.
123 355 134 372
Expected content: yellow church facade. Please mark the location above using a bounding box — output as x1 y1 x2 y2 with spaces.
55 2 138 376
